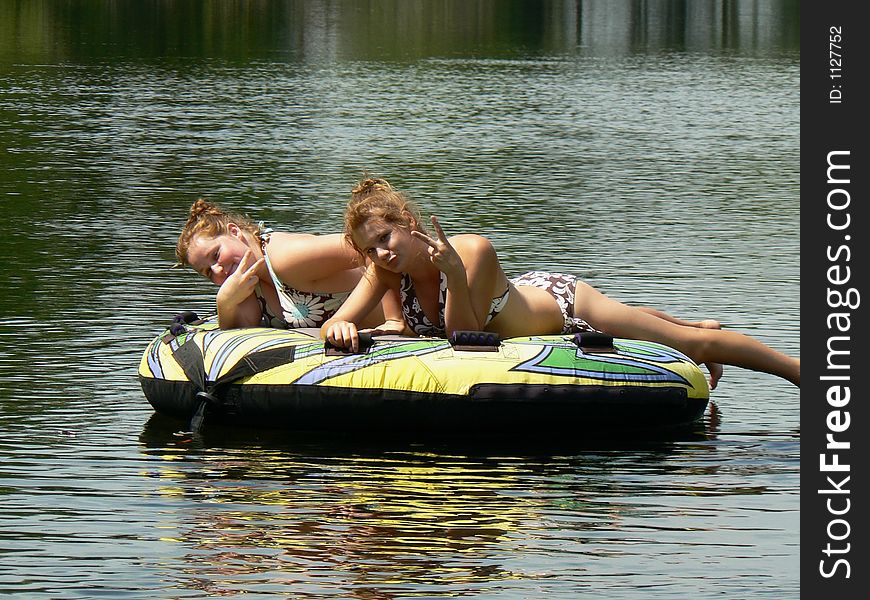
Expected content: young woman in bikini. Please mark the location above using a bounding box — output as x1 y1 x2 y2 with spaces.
321 178 800 389
175 199 408 332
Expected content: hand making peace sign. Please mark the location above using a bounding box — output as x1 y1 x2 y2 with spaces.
216 249 265 308
410 216 465 279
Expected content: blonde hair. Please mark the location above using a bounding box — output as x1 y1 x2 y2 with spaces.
175 199 260 266
344 177 427 254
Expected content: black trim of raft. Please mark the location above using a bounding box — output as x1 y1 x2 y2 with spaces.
140 377 707 434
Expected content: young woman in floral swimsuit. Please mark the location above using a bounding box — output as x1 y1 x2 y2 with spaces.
322 178 800 389
176 199 408 332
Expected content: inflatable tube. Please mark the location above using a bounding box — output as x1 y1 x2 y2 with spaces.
138 316 709 434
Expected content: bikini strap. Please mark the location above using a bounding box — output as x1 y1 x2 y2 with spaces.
257 222 273 245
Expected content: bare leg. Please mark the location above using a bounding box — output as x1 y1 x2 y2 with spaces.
636 307 724 389
636 307 717 329
574 282 800 387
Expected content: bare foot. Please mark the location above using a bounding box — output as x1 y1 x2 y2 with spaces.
700 320 723 390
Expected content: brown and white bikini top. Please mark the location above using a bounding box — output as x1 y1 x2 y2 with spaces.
399 271 509 337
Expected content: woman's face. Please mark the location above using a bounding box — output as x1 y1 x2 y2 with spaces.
186 224 253 285
353 217 418 273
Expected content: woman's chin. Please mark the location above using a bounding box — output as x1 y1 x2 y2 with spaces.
381 257 401 272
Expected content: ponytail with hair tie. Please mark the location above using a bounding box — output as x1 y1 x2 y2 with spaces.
175 198 259 266
351 177 394 198
344 176 428 254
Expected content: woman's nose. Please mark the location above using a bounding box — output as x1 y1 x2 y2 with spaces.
375 247 391 261
210 263 226 281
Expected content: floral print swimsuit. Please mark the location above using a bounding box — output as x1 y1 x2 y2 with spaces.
254 230 350 329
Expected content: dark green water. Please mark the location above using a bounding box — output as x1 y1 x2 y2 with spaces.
1 1 799 597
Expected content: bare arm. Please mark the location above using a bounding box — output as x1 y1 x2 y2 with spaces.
217 293 263 329
371 287 416 336
411 217 502 336
320 264 395 351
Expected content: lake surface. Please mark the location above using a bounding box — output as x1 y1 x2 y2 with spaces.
0 1 800 597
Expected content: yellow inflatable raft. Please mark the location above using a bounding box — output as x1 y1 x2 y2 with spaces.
139 313 709 434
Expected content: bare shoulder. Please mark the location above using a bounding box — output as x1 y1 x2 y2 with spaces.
449 233 496 255
450 235 499 271
268 231 345 250
266 231 359 268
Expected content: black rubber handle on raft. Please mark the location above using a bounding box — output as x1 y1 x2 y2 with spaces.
324 332 374 355
174 310 202 325
449 330 500 352
164 311 206 342
573 332 616 353
450 330 500 346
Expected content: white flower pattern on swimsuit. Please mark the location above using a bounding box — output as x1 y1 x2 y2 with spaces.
256 285 350 329
252 227 352 329
283 290 326 328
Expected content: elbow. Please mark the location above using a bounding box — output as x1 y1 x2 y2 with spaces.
217 313 238 330
218 312 262 330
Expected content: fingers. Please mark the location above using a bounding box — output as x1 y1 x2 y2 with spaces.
232 262 263 294
231 251 263 285
430 215 448 242
242 257 264 279
326 321 360 352
237 248 256 271
411 229 438 248
359 325 396 336
411 216 449 247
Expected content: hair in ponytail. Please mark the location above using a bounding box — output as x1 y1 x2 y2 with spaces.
344 177 426 254
175 199 259 266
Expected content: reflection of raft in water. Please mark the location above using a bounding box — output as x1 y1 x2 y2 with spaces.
139 314 709 434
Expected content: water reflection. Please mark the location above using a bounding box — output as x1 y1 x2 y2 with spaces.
133 409 801 597
1 0 799 65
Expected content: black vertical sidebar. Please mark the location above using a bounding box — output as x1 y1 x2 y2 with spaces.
801 1 868 597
